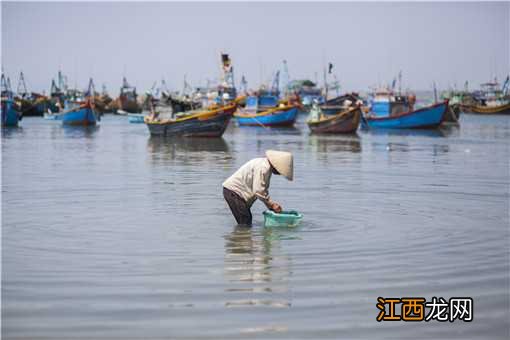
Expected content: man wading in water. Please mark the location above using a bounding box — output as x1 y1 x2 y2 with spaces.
222 150 293 227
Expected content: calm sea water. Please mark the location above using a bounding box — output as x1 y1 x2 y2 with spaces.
2 113 509 339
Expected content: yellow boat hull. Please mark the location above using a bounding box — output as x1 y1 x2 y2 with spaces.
470 102 510 114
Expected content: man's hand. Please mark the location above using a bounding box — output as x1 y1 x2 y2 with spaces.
270 202 282 213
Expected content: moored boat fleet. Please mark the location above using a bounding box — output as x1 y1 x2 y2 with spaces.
2 54 509 137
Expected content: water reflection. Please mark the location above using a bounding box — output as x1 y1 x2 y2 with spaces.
308 134 361 153
223 227 292 308
60 125 100 139
362 128 448 138
1 126 24 138
232 125 301 137
147 137 231 164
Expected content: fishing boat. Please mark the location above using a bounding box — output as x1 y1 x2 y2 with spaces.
116 77 141 113
47 70 70 113
235 91 299 127
1 98 21 127
145 102 237 137
1 74 21 127
49 99 99 125
362 86 448 129
470 102 510 114
441 86 475 115
11 72 51 117
469 77 510 114
145 52 239 137
235 102 298 127
363 100 448 129
307 103 361 134
470 83 510 114
320 93 363 115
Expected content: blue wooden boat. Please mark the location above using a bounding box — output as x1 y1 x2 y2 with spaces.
235 105 298 126
234 94 298 127
51 100 99 126
1 73 21 127
1 98 21 127
362 100 448 129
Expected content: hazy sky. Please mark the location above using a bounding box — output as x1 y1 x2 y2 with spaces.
2 1 509 95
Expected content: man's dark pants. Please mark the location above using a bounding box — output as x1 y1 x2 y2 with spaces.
223 187 252 227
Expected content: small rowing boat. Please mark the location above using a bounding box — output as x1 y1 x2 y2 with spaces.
307 104 361 134
49 99 99 126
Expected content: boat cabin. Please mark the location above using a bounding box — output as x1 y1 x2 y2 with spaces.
370 89 413 117
287 80 324 106
244 89 280 114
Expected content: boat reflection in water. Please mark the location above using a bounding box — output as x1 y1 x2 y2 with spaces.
147 136 230 165
223 227 293 310
308 134 362 154
60 124 100 139
232 125 301 137
361 125 458 138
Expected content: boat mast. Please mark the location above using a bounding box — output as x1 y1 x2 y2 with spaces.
323 65 328 101
161 79 169 94
281 60 290 97
17 71 29 98
240 75 248 95
332 74 340 97
220 53 236 98
398 70 402 95
1 72 12 98
220 53 235 89
7 77 12 96
271 71 280 95
182 74 190 96
87 78 95 97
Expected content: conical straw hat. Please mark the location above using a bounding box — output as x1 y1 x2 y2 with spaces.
266 150 293 181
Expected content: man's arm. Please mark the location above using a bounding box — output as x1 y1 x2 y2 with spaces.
253 169 282 212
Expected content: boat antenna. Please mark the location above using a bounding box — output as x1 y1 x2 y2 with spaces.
332 74 340 97
7 77 12 94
